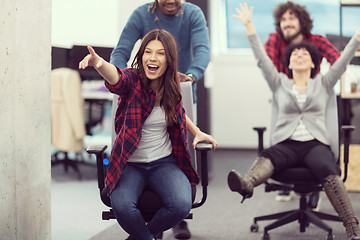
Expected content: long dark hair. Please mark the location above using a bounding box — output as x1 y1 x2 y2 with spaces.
284 41 321 79
131 29 181 126
274 1 313 39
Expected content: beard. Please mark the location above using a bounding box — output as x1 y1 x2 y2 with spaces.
158 1 181 16
283 29 302 43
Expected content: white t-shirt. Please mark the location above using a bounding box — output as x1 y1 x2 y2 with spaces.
128 106 172 163
290 85 315 142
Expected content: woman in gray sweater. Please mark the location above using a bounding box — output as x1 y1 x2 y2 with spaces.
227 3 360 239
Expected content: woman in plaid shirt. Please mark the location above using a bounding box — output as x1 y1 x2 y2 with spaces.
79 29 216 240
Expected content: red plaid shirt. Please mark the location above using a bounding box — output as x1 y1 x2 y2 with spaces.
104 68 199 195
264 32 340 77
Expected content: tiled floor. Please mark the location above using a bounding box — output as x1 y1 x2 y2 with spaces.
51 160 113 240
52 148 360 240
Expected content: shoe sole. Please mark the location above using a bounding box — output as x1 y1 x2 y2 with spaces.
275 195 292 202
228 171 242 192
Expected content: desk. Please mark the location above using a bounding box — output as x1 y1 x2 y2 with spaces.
82 80 113 135
340 67 360 125
340 71 360 192
341 144 360 192
82 80 113 100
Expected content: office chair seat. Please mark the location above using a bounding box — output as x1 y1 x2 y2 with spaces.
100 186 197 222
100 186 163 222
270 168 323 194
272 167 319 183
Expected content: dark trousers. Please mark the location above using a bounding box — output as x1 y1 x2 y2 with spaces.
261 139 340 183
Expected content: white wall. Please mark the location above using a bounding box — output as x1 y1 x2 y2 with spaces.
209 1 272 149
51 0 149 48
209 54 272 149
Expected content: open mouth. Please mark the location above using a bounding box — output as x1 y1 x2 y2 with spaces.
165 4 176 12
162 3 178 14
284 28 294 33
147 64 159 74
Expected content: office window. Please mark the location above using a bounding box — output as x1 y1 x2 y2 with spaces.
224 0 359 49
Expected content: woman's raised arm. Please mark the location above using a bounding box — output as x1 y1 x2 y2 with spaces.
233 2 256 36
79 46 120 85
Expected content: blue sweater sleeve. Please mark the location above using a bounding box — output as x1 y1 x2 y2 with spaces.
184 4 210 81
110 6 146 69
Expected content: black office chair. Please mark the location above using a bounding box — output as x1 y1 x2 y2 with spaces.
249 93 355 240
86 82 213 238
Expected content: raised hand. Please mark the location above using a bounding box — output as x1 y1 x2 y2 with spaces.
233 2 253 27
78 46 104 70
78 46 119 85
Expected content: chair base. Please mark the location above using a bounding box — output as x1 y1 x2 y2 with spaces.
251 194 341 240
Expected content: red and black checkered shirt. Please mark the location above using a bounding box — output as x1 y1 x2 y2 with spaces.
264 32 340 77
104 68 199 195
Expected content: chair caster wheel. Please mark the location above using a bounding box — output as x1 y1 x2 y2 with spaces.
262 232 270 240
250 223 259 232
326 233 334 240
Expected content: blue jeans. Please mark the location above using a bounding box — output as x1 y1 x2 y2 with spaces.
110 154 192 240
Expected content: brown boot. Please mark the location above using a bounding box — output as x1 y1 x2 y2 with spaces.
323 175 360 240
228 156 274 203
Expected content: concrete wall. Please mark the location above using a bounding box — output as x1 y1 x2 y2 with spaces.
0 0 52 239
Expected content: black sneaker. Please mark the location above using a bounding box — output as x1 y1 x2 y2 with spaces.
172 220 191 239
275 190 292 201
307 191 321 211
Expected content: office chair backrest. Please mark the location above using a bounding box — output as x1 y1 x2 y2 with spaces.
325 90 339 159
179 81 196 167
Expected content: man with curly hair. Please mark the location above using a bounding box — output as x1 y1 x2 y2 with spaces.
264 1 340 208
265 1 340 77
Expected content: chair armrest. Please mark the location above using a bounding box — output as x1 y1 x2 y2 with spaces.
192 141 213 209
195 142 213 151
86 144 108 155
86 144 108 192
341 125 355 182
253 127 267 155
195 141 213 187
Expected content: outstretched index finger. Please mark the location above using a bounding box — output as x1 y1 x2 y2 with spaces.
87 46 96 56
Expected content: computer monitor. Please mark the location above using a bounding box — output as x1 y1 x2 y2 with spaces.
69 45 114 80
51 47 70 70
326 34 360 65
